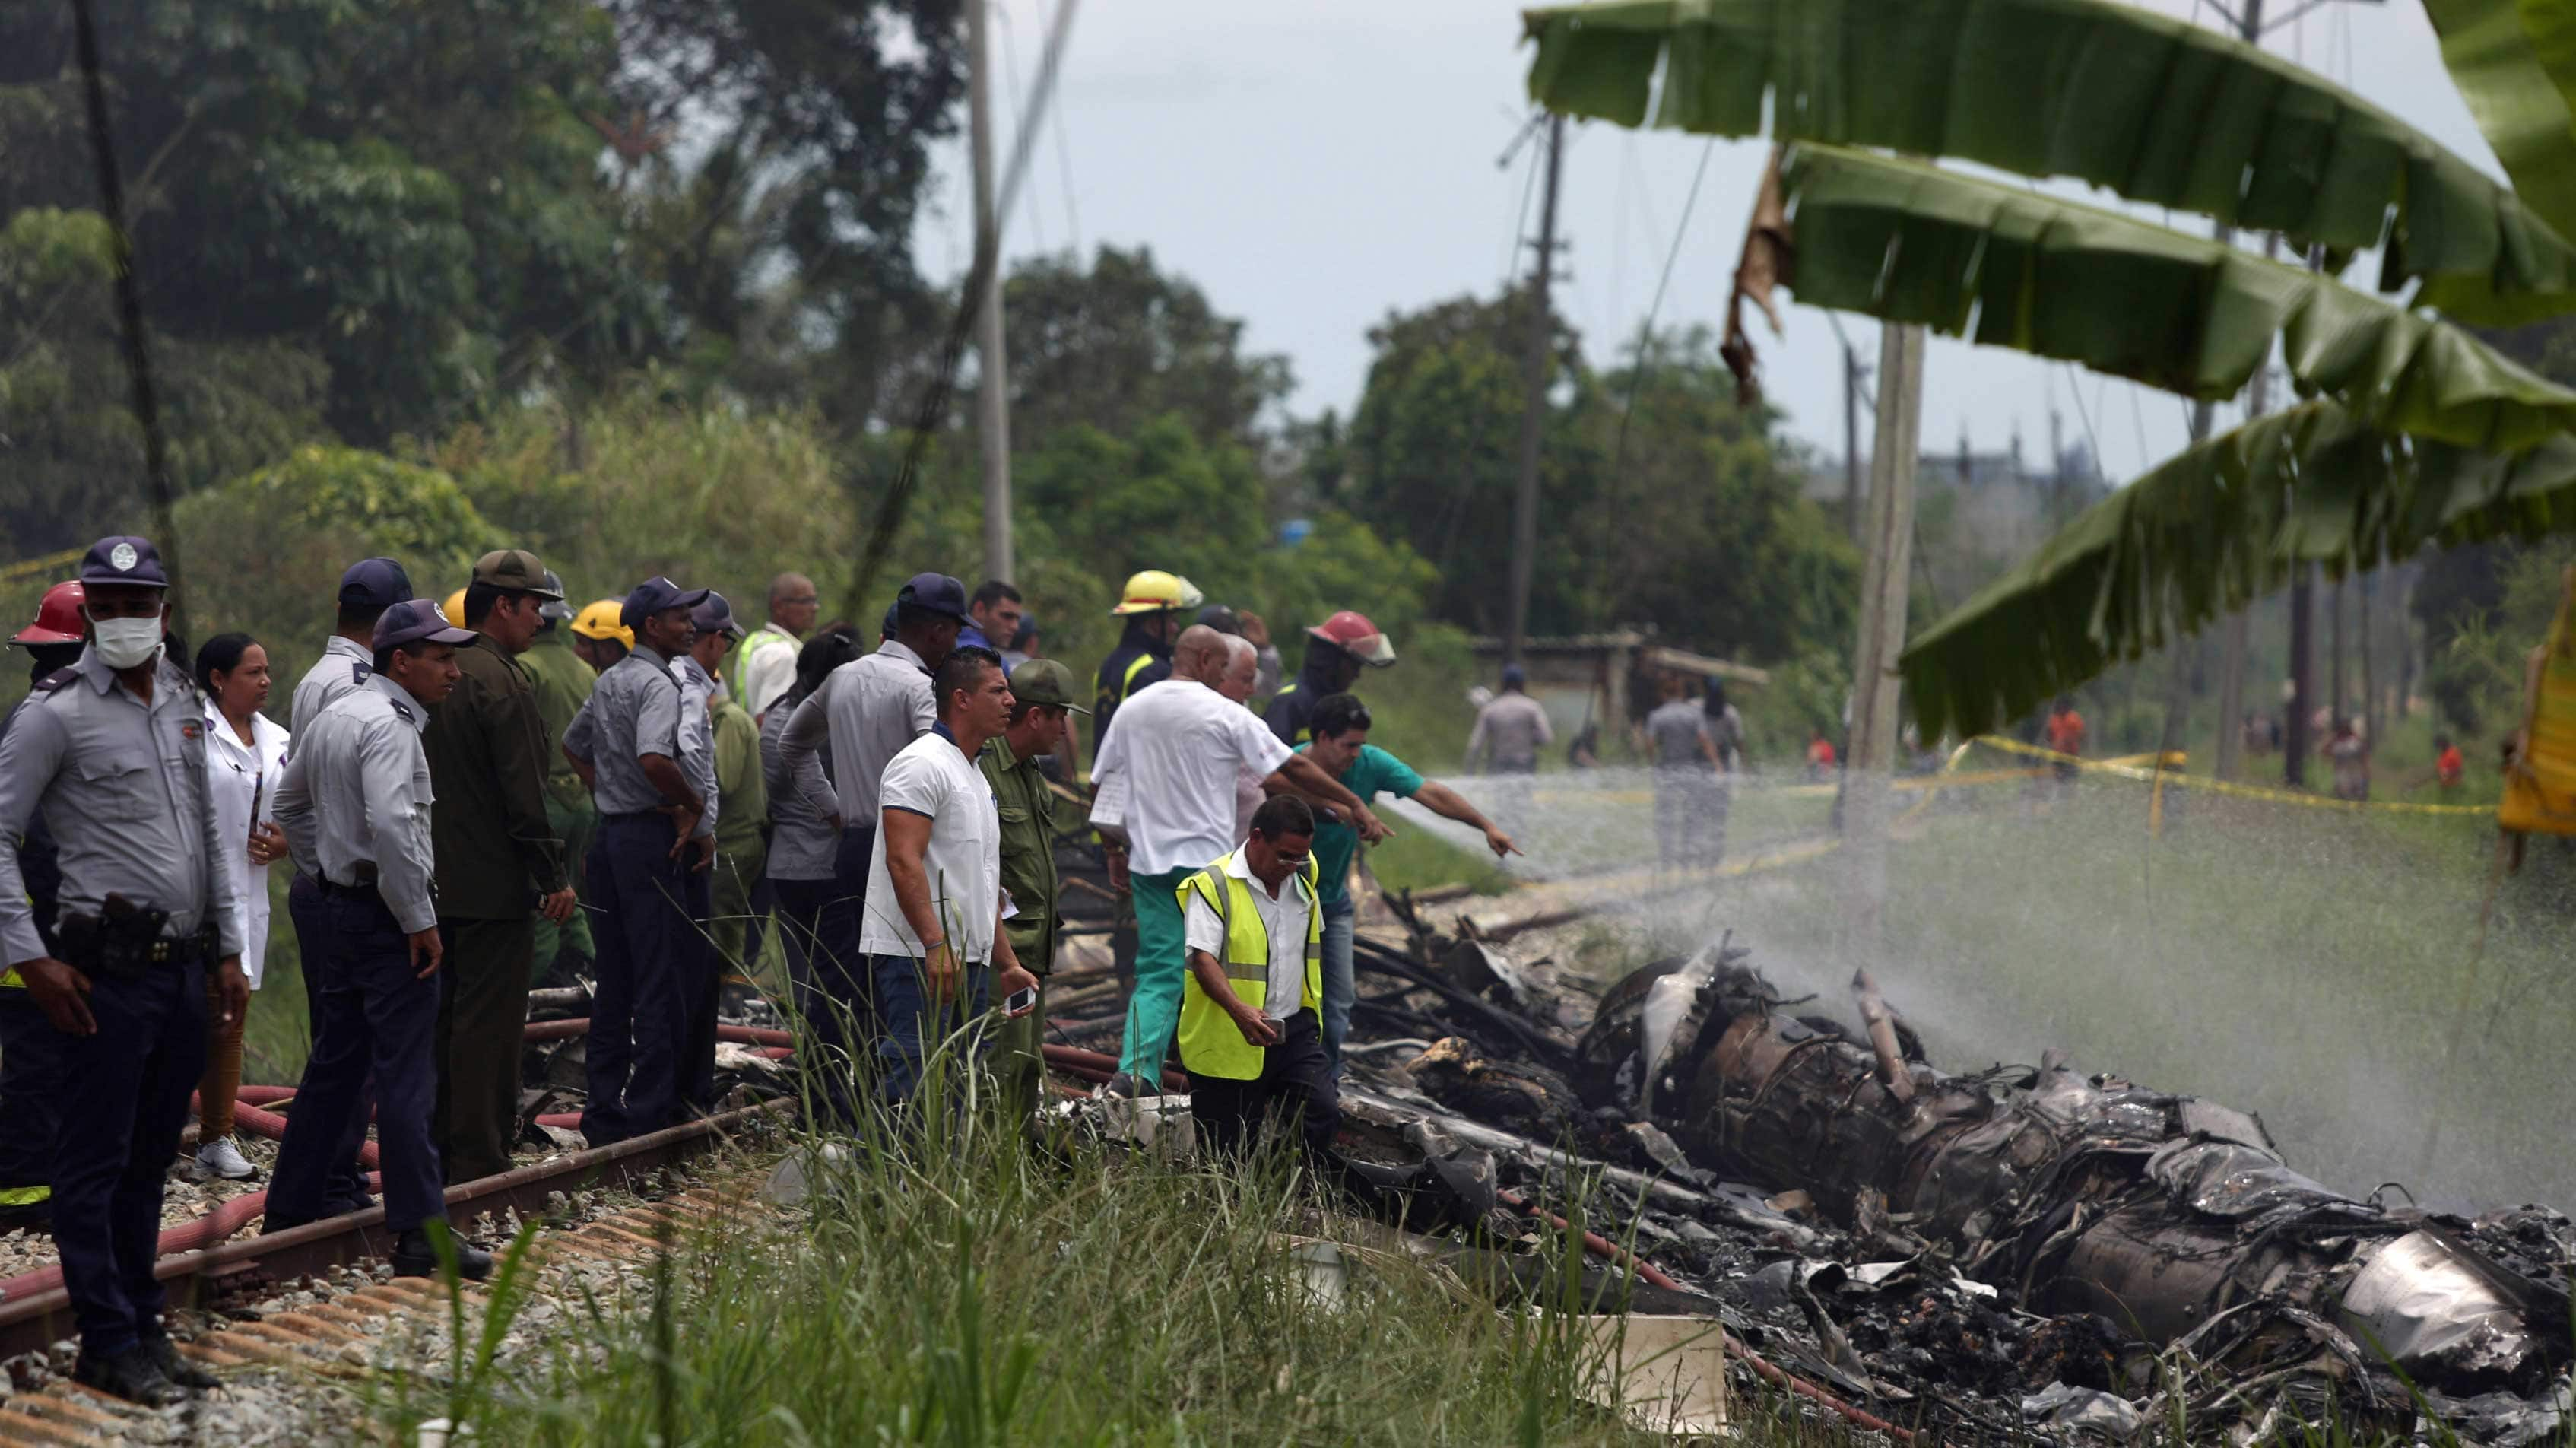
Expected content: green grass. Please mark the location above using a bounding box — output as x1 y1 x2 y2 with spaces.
1368 827 1516 897
371 1092 1679 1447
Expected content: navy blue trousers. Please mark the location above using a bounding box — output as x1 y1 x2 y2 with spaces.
872 954 992 1109
679 865 716 1113
583 815 704 1145
284 872 376 1211
50 961 205 1358
0 987 63 1196
270 889 444 1235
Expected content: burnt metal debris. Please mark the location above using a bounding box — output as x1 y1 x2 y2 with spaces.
1306 894 2576 1444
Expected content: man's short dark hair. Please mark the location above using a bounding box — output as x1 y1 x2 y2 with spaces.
338 602 392 632
1310 693 1372 741
1250 795 1315 840
933 646 1003 719
462 580 535 628
971 580 1022 611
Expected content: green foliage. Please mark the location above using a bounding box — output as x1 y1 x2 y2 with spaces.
1521 0 2576 324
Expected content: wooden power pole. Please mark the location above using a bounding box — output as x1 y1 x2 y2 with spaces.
1842 319 1925 959
968 0 1014 586
1504 115 1565 669
1843 344 1864 544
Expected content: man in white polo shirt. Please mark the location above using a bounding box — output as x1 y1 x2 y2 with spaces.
1088 625 1388 1094
864 644 1038 1107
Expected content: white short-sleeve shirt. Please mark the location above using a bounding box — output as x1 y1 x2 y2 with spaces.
1181 846 1315 1021
861 726 1001 964
1087 679 1293 877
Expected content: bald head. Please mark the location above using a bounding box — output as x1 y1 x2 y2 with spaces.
1217 634 1259 703
767 572 819 637
1171 624 1230 683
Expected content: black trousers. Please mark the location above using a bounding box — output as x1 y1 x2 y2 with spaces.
1189 1008 1340 1162
433 915 536 1184
50 960 205 1358
772 873 874 1128
284 872 376 1210
584 817 703 1145
271 889 444 1235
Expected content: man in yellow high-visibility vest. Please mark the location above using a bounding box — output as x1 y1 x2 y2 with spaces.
1175 795 1332 1160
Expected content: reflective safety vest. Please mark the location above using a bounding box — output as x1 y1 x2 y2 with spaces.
1173 853 1323 1081
728 624 798 707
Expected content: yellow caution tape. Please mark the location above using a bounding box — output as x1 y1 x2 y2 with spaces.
1968 735 2497 817
0 548 85 586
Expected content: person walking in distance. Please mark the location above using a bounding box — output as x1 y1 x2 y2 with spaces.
1465 662 1551 842
281 555 414 1216
1642 673 1718 875
0 538 249 1404
978 659 1086 1117
1089 626 1389 1094
775 574 969 1091
1701 678 1746 867
268 599 493 1283
421 551 578 1184
561 577 712 1145
731 573 818 724
864 646 1040 1106
762 627 861 1100
191 634 290 1183
0 580 89 1231
518 570 599 986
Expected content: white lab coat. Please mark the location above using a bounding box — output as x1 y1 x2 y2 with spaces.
203 701 289 989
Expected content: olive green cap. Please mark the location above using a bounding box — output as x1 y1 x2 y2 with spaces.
1007 658 1090 714
473 548 563 599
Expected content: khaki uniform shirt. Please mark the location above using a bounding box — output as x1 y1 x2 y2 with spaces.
979 732 1061 973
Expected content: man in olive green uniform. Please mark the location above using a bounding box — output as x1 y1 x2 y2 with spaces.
424 550 579 1184
517 571 597 985
979 659 1087 1117
705 639 770 973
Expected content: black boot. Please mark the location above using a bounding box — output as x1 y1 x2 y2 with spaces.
139 1336 220 1390
72 1345 187 1407
392 1224 493 1281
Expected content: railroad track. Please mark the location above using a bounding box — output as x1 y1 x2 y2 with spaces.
0 1097 792 1443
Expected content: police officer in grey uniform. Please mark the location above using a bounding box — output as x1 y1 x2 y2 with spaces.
0 537 248 1405
562 576 710 1145
265 599 495 1281
282 554 414 1216
672 592 728 1110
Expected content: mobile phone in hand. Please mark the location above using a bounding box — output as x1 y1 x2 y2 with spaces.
1003 986 1038 1017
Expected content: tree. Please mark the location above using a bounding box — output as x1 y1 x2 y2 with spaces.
1520 0 2576 741
992 246 1296 456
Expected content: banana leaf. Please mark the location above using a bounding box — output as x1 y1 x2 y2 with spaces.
2425 0 2576 240
1522 0 2576 325
1899 401 2576 739
1775 146 2576 452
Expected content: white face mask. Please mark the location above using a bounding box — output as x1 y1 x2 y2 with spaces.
89 613 165 670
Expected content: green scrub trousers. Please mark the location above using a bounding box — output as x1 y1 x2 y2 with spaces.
1114 868 1196 1084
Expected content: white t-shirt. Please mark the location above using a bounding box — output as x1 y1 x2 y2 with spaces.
1089 679 1293 877
861 727 1002 964
1182 846 1316 1021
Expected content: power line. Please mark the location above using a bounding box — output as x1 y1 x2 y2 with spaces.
994 2 1046 253
1041 0 1082 255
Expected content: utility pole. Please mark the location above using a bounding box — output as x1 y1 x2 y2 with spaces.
968 0 1014 586
1843 344 1865 544
1504 113 1565 668
1842 319 1924 960
2212 312 2273 783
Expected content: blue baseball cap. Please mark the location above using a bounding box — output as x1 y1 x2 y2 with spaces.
373 598 474 652
690 590 741 640
895 573 972 624
338 557 414 610
622 576 709 631
1501 663 1527 688
78 536 168 589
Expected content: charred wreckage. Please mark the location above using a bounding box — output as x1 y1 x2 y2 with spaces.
1280 903 2576 1445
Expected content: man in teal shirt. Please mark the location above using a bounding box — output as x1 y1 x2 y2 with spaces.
1292 692 1518 1077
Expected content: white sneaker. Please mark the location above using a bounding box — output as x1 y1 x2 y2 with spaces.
195 1135 259 1181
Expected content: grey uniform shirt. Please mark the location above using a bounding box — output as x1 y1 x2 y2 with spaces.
1466 691 1554 772
1645 700 1712 767
290 634 373 738
273 674 440 933
672 656 719 843
0 648 243 966
761 700 840 881
561 646 687 818
777 640 934 826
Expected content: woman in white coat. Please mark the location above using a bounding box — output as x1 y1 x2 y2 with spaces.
194 634 290 1181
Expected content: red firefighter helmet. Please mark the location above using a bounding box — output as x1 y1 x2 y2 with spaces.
12 582 84 646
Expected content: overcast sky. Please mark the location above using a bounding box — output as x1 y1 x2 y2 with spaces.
921 0 2489 484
